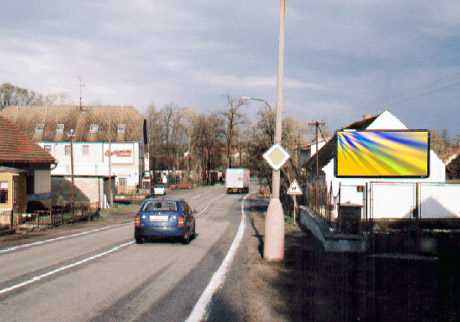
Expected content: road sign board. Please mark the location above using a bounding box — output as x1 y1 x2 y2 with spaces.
287 179 302 195
263 143 290 171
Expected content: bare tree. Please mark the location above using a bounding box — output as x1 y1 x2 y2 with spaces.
219 94 246 168
431 127 452 158
247 105 307 212
0 83 43 110
191 113 223 185
43 92 74 106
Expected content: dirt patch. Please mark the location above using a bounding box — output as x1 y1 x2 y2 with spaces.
243 200 313 322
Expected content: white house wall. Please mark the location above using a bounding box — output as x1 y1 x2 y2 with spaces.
365 110 408 130
39 142 143 188
371 182 460 219
371 183 415 219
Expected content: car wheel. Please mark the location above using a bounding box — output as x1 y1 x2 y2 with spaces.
135 236 143 244
182 233 190 245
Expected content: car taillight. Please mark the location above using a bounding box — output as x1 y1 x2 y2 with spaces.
178 216 185 227
135 215 141 227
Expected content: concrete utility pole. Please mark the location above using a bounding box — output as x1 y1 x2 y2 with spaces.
308 121 325 180
264 0 286 262
69 129 76 217
108 119 113 208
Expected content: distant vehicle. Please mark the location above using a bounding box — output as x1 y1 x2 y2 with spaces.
134 198 196 244
209 170 223 185
226 168 250 193
170 182 195 189
153 184 166 195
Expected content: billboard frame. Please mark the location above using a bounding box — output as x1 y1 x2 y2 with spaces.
335 129 430 178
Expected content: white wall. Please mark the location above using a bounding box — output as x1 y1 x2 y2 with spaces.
371 182 460 219
39 141 143 188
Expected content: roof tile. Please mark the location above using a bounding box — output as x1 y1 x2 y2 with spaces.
0 116 55 164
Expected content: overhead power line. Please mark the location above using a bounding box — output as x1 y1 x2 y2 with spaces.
328 71 460 125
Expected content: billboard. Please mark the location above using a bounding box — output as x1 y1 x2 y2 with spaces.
335 130 430 178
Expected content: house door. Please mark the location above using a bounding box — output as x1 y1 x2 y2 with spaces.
118 178 128 194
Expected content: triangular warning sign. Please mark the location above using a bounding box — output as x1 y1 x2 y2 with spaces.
287 179 302 195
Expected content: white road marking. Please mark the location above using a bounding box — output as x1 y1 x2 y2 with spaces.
185 191 254 322
0 240 135 295
0 222 134 254
195 194 226 217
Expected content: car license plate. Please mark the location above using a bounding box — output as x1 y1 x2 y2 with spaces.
150 215 168 222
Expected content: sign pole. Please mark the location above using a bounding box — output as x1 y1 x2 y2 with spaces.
292 195 297 224
287 179 302 225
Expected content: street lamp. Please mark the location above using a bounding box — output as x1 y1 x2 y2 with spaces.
68 129 75 217
242 0 286 262
240 96 272 111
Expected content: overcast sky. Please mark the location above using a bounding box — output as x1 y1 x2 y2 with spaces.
1 1 460 135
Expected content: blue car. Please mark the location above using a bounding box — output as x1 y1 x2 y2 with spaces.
134 198 196 244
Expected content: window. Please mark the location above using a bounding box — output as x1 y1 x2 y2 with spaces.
0 182 8 204
82 145 90 156
143 200 177 212
35 124 45 132
118 124 127 133
44 145 52 154
56 124 65 132
65 145 71 156
118 178 127 187
89 124 99 133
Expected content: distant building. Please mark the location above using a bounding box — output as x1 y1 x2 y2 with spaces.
300 138 329 169
1 105 147 207
0 116 56 213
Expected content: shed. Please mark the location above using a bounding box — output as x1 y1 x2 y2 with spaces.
0 115 56 211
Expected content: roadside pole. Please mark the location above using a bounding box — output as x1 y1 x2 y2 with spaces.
287 179 302 225
291 195 297 224
10 210 14 232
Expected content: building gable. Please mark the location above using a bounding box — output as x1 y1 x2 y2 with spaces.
0 116 55 165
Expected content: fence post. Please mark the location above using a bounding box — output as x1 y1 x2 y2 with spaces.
365 182 368 232
10 210 14 231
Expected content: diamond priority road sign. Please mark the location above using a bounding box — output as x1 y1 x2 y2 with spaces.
263 143 290 171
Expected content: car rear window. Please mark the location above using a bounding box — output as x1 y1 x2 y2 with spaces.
142 200 177 212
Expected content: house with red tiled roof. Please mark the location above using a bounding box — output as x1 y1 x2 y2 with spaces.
1 105 147 208
0 116 56 213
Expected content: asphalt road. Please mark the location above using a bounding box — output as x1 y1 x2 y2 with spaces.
0 185 250 322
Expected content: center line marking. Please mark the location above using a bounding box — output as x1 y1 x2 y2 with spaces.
0 240 135 295
0 222 133 254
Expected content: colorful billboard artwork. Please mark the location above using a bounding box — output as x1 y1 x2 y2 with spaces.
336 130 430 178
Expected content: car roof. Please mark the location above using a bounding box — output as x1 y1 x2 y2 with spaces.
144 198 181 203
141 198 186 206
